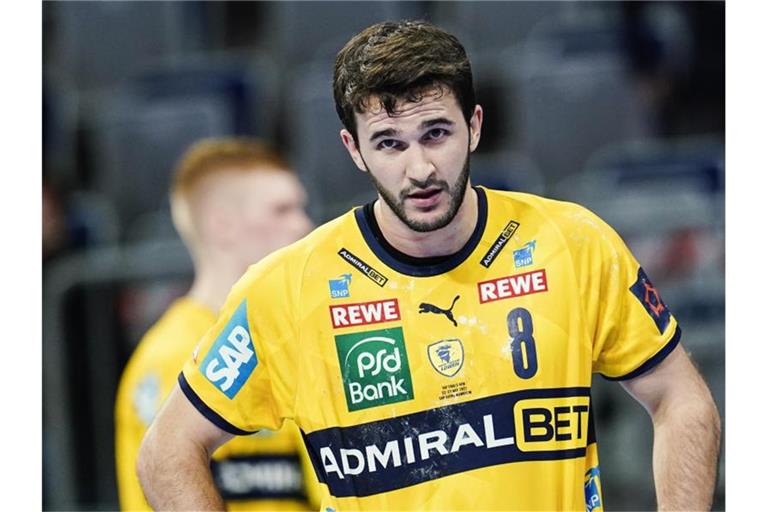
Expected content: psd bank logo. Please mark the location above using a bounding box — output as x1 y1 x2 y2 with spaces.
200 300 257 399
334 327 414 411
427 339 464 377
328 273 352 299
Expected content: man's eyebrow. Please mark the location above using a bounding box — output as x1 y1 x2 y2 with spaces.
420 117 455 129
369 128 399 143
368 118 455 143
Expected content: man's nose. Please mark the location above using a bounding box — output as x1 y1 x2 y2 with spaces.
404 145 436 184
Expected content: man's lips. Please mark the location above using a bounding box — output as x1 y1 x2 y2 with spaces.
407 188 442 199
405 187 443 208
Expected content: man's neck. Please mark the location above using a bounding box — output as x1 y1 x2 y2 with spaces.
186 259 249 313
374 186 478 258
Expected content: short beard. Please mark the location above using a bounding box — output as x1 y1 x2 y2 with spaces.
364 153 471 233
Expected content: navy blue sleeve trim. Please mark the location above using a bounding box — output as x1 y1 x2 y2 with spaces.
177 372 256 436
601 325 682 382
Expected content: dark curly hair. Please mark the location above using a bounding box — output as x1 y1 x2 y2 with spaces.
333 20 476 143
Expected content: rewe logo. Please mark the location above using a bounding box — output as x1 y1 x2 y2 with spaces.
335 327 414 411
330 299 400 328
200 300 258 399
477 269 548 304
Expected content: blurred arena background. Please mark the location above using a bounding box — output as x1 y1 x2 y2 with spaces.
41 1 724 510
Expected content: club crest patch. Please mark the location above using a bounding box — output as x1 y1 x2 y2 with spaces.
427 339 464 377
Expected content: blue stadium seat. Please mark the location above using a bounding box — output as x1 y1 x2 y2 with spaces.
261 1 428 66
495 12 650 186
84 93 234 235
432 1 564 55
45 2 196 90
130 52 278 138
283 62 374 223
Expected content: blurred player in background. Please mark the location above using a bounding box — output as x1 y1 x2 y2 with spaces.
115 137 319 510
138 21 720 511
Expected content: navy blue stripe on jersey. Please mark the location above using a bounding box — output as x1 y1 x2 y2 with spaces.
210 453 308 502
303 387 591 498
354 186 488 277
602 325 682 381
178 372 256 435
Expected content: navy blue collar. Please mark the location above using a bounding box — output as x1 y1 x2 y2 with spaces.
354 186 488 277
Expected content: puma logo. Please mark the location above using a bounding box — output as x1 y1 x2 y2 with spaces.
419 295 460 327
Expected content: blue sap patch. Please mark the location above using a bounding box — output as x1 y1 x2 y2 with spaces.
585 466 602 511
629 267 671 334
200 300 257 399
328 273 352 299
513 240 536 268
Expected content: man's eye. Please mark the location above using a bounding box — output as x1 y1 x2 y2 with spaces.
377 139 402 150
425 128 449 141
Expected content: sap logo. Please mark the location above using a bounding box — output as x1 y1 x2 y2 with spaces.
427 339 464 377
200 300 258 399
478 269 548 304
330 299 400 328
513 240 536 268
585 466 602 511
334 327 414 411
329 273 352 299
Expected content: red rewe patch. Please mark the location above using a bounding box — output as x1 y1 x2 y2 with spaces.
477 269 549 304
330 299 401 328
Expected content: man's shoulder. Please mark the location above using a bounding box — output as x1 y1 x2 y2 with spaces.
127 299 214 366
483 187 621 251
484 187 596 223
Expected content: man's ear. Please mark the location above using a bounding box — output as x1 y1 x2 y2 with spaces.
340 129 368 172
468 105 483 153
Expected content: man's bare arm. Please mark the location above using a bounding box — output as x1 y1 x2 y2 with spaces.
137 384 234 510
621 343 721 510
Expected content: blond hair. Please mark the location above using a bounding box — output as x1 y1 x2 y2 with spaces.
170 137 292 247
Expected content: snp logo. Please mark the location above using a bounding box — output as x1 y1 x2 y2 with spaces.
200 300 258 399
334 327 414 411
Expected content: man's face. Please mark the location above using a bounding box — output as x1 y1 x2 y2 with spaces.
199 168 312 265
341 89 482 233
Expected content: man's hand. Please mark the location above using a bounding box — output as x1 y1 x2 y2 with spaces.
137 384 234 510
621 343 721 510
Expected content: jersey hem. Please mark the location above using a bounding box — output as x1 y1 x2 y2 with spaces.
178 372 257 435
600 324 682 381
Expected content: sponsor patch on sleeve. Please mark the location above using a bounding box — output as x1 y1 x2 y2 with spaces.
585 466 603 511
200 300 258 399
629 267 671 334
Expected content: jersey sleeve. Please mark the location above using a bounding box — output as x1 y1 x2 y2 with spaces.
563 204 681 380
180 252 301 434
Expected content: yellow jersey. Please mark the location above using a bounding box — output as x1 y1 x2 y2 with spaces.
180 187 679 511
115 298 319 511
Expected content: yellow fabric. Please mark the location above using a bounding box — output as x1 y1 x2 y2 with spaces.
181 188 678 511
115 298 319 511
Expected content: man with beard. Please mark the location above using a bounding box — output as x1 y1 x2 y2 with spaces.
138 21 720 511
